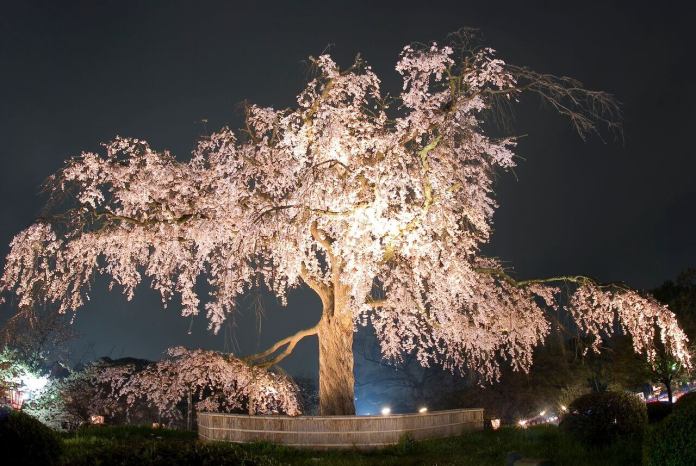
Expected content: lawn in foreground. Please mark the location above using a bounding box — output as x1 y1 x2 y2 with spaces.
61 425 641 465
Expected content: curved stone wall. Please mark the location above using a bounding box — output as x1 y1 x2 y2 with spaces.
198 408 484 449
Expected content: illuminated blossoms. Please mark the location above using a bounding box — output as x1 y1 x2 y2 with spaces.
99 347 301 418
0 39 689 398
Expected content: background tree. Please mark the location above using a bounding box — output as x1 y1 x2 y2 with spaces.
0 32 690 414
0 347 48 405
1 305 76 368
22 357 140 430
436 320 590 422
647 270 696 403
588 269 696 403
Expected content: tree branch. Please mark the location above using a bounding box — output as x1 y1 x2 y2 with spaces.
365 297 388 308
299 264 331 306
245 323 320 368
474 267 630 291
310 221 333 261
253 203 369 224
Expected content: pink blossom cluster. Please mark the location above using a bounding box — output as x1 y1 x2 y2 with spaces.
99 347 301 419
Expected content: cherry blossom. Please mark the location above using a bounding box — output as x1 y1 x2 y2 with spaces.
99 347 300 419
0 37 686 413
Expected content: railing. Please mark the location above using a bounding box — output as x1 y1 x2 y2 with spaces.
198 408 484 449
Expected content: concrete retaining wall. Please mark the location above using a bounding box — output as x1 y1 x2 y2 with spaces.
198 408 484 449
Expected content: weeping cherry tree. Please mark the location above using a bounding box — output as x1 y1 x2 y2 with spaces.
1 33 690 415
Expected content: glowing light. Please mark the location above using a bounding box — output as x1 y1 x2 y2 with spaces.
490 419 501 430
15 372 49 401
418 407 428 414
539 410 546 416
518 419 527 428
560 405 568 412
381 407 391 416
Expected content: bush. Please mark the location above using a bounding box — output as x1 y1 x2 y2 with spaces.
644 397 696 465
392 433 420 455
646 401 672 423
675 390 696 412
0 407 63 465
560 391 647 446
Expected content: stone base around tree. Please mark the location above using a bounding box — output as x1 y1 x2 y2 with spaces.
197 408 484 450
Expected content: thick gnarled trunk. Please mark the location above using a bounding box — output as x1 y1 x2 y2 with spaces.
318 312 355 415
249 275 356 415
316 282 355 416
252 226 356 415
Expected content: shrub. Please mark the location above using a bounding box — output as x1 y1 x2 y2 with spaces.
675 390 696 412
0 407 63 465
646 401 672 423
644 397 696 466
392 433 420 455
559 391 647 446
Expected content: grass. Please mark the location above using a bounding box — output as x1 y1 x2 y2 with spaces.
58 425 642 465
60 425 268 465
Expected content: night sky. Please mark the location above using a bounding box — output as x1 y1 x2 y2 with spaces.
1 1 694 376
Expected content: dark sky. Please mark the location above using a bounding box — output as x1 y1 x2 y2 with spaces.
1 1 694 375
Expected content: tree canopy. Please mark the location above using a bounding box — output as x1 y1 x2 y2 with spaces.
0 34 690 397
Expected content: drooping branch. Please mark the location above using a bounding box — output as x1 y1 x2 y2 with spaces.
474 267 630 291
476 267 592 288
502 65 622 140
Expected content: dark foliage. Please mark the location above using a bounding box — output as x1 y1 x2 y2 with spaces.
393 433 421 455
646 402 672 424
674 390 696 412
0 407 63 465
560 391 647 446
60 441 274 466
61 426 276 466
644 397 696 466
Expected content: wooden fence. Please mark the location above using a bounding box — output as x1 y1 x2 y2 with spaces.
198 408 484 449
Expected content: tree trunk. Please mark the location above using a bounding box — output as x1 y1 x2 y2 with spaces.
187 389 193 430
665 379 673 404
317 288 355 415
